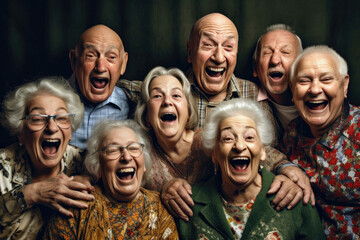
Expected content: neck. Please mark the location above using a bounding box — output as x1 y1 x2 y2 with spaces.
221 174 262 205
157 129 194 163
269 88 293 106
32 164 61 183
208 91 227 102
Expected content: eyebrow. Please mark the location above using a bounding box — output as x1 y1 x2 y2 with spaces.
150 87 183 92
202 32 236 42
83 44 121 53
28 106 68 113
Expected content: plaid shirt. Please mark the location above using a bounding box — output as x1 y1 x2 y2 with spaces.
69 75 129 149
187 69 259 128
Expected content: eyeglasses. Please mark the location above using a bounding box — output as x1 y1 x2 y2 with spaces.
21 114 75 131
99 142 144 159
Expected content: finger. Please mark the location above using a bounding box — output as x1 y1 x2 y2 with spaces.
183 182 192 196
177 186 194 207
169 199 191 221
61 188 95 201
286 190 303 210
310 191 316 206
53 194 89 209
66 180 93 192
52 202 74 218
267 178 281 195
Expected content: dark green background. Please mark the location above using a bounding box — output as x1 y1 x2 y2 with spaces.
1 0 359 146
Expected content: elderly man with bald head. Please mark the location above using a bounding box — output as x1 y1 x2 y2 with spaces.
68 24 129 149
186 13 264 128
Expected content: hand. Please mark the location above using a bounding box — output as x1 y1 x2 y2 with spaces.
161 178 194 221
23 174 94 217
279 166 315 206
267 174 303 211
72 174 93 193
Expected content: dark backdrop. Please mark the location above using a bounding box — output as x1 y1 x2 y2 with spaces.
1 0 359 147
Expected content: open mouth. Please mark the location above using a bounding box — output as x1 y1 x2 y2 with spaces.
91 77 109 89
269 71 284 80
42 139 60 155
160 113 177 122
205 67 225 77
305 100 328 110
116 168 135 180
230 157 250 171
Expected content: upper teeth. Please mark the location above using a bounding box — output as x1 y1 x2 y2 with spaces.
119 168 134 173
232 157 249 161
45 139 59 143
209 67 224 72
308 100 324 104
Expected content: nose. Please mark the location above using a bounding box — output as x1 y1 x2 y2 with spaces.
233 137 246 152
120 148 132 162
161 94 172 107
95 57 107 72
45 118 59 133
212 47 225 63
270 51 281 66
309 79 322 95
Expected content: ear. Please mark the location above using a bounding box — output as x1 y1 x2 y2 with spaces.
259 146 266 162
343 75 350 98
187 41 192 63
120 52 128 75
69 49 76 72
253 61 258 78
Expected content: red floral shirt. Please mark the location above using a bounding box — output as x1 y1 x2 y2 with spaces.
281 102 360 240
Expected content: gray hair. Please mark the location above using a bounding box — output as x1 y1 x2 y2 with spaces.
84 119 152 182
202 98 274 151
290 45 348 85
253 24 303 67
134 66 198 132
2 76 84 136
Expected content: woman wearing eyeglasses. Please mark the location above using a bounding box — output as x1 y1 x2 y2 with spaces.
43 119 179 239
0 77 94 240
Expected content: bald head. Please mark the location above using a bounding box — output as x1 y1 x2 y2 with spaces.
187 13 239 101
70 24 128 103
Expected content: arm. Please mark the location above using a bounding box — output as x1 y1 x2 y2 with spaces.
161 178 194 221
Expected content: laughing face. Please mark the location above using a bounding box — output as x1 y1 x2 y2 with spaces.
254 30 300 99
213 115 266 191
188 13 238 101
146 75 189 142
19 94 72 177
99 127 145 202
70 25 128 103
291 52 349 137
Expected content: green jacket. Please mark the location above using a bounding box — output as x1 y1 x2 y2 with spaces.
178 168 325 240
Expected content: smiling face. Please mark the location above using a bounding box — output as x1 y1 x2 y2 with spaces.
188 13 238 101
19 94 72 177
146 75 189 143
254 30 300 99
213 115 265 191
70 25 128 103
99 127 145 202
291 52 349 137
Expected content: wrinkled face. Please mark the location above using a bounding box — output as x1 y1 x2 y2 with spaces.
19 94 72 175
213 115 265 190
146 75 189 142
291 52 349 137
188 15 238 99
71 25 128 103
254 30 300 98
99 127 145 202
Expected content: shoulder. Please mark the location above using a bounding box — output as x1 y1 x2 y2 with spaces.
232 76 259 89
0 144 18 163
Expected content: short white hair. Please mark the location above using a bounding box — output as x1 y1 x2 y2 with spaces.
253 24 303 66
84 119 152 182
2 76 84 136
290 45 348 85
202 99 274 151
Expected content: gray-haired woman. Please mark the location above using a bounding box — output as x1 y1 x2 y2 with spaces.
0 77 94 240
178 98 325 239
44 119 179 239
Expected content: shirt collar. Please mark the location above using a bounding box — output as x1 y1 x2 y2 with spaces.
257 86 269 101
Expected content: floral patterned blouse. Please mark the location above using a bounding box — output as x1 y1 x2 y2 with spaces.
281 102 360 240
43 185 179 240
0 143 83 240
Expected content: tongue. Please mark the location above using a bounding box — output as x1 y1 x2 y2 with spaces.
92 79 107 89
119 173 133 180
308 102 327 110
43 146 57 154
232 162 248 170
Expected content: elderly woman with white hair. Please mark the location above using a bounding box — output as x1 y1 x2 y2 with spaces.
0 77 94 240
44 119 178 239
178 98 324 240
282 45 360 239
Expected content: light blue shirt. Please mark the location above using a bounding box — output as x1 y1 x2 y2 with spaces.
69 75 129 149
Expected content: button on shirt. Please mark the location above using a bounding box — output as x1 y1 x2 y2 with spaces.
70 85 129 150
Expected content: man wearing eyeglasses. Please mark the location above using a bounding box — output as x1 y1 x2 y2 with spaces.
68 24 129 150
